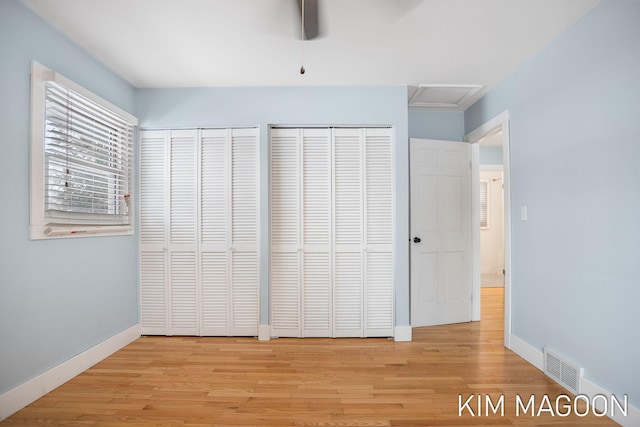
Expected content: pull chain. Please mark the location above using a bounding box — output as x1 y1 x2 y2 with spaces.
300 0 306 74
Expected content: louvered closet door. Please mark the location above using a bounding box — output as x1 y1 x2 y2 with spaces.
229 128 259 336
270 128 301 337
140 130 169 335
271 128 331 337
169 130 199 335
200 129 229 336
333 128 365 337
301 129 332 337
200 128 259 336
270 127 394 338
364 128 394 337
140 128 259 337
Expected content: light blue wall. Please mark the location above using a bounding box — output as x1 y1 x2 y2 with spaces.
466 0 640 407
479 146 503 165
408 110 464 141
136 86 411 328
0 0 138 394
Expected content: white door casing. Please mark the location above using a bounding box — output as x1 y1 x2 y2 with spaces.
410 138 472 327
464 110 512 347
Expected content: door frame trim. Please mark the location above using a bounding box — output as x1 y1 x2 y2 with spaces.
465 110 512 348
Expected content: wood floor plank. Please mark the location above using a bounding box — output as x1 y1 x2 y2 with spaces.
1 288 617 426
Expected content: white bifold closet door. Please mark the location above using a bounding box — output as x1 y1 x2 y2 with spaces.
140 128 259 336
270 127 393 338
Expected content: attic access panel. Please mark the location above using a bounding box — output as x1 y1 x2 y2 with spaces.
409 84 482 111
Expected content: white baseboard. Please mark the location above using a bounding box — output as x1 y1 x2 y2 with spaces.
258 325 271 341
581 377 640 427
394 325 412 342
509 334 543 370
0 323 141 421
509 334 638 426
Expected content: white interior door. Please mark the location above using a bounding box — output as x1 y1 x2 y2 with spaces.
410 138 472 327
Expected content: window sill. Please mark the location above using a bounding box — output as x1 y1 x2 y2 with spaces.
30 225 134 240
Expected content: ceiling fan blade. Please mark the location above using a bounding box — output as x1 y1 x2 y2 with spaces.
296 0 320 40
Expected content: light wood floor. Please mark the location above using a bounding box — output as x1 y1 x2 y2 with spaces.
481 274 505 288
2 288 616 426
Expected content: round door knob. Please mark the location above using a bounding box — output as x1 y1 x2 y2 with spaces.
413 236 421 243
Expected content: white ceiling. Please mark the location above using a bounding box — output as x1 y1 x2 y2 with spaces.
21 0 600 104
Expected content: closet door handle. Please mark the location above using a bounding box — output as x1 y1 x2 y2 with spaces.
413 236 421 244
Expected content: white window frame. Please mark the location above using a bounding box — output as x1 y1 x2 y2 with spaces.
30 62 138 239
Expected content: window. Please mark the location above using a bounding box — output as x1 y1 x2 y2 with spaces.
479 179 490 229
30 62 138 239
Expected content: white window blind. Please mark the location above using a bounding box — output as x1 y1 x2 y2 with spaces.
44 81 134 225
31 62 137 238
480 180 489 229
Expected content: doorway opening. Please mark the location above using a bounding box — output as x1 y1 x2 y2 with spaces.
466 111 512 348
479 133 505 289
479 134 505 336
